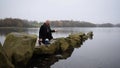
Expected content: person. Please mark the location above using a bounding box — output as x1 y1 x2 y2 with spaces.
39 20 55 45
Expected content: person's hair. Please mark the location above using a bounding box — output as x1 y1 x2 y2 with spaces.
45 20 50 25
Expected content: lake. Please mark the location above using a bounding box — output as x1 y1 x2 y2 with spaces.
0 27 120 68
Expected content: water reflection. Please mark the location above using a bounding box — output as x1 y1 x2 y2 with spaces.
0 27 29 35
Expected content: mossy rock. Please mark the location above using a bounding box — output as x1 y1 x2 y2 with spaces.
3 32 37 66
34 32 93 55
66 33 84 47
34 38 69 55
54 38 69 52
34 44 58 55
0 42 14 68
87 31 93 39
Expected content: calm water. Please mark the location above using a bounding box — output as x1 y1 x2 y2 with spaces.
0 27 120 68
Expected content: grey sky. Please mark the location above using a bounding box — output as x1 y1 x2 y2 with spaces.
0 0 120 24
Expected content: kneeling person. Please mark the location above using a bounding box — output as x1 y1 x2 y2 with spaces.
39 20 55 45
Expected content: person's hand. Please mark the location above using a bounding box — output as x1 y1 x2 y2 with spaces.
55 30 58 32
38 38 42 45
39 38 42 41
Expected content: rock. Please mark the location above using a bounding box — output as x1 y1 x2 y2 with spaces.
34 38 70 55
34 32 93 55
3 32 37 67
28 44 74 68
66 32 85 47
87 31 93 39
34 44 58 55
54 38 69 52
67 32 88 48
0 42 14 68
28 32 93 68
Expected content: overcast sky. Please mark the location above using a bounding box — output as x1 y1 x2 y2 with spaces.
0 0 120 24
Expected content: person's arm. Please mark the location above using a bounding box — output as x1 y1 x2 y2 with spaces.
50 30 56 32
39 25 44 39
39 27 42 39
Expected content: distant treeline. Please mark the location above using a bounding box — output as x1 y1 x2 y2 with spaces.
50 20 120 27
0 18 41 27
50 20 96 27
96 23 120 27
0 18 120 27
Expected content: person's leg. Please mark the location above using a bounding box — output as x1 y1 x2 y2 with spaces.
42 39 45 44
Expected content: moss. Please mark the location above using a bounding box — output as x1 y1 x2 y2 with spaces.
34 43 58 55
87 31 93 39
34 32 93 55
0 42 14 68
66 33 84 47
3 32 37 66
54 38 69 52
34 38 70 54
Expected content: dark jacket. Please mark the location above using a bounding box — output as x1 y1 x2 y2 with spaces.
39 23 55 42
